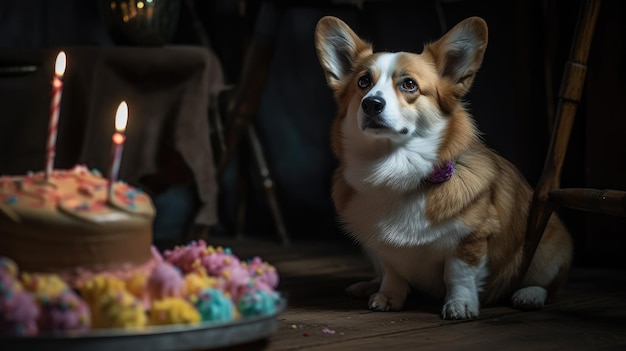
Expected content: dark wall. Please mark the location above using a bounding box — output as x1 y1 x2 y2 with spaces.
0 1 111 47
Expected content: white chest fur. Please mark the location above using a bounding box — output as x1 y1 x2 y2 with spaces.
340 187 472 297
341 187 470 248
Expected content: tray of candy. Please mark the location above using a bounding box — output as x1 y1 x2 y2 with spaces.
1 299 286 351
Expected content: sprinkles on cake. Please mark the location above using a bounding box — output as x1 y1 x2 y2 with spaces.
0 166 153 220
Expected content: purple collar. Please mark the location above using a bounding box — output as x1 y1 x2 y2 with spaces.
426 160 455 183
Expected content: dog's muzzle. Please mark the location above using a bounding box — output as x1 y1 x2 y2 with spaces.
362 96 386 116
361 96 389 130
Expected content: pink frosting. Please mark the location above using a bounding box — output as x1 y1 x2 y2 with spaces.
147 261 185 300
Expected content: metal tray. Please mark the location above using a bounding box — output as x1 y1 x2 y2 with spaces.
2 299 286 351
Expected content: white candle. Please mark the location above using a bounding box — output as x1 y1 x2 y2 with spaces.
45 51 66 180
108 101 128 200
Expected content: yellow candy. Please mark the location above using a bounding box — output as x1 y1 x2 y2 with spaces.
184 268 218 297
149 298 200 326
78 275 126 306
125 272 149 300
78 274 143 328
21 272 68 297
92 289 146 329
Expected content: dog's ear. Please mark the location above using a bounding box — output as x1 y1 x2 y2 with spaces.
425 17 488 97
314 16 373 91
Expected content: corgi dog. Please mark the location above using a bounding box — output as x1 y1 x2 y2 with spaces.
314 16 573 320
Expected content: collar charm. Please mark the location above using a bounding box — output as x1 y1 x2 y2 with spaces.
426 160 455 183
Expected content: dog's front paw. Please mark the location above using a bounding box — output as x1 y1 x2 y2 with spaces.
346 280 380 299
368 292 392 311
442 299 479 320
511 286 547 310
368 292 405 311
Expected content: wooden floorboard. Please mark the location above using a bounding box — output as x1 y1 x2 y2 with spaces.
208 237 626 350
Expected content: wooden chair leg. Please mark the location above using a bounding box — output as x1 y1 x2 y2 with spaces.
247 126 290 246
218 1 279 178
214 2 290 245
520 0 601 280
234 149 250 241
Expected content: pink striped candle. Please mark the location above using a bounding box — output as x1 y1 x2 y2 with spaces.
45 51 66 181
108 101 128 200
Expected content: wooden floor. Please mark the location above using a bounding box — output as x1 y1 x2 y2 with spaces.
208 236 626 351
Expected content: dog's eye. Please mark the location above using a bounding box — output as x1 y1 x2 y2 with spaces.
357 74 371 89
400 78 418 93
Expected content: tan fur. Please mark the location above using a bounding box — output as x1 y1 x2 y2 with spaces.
315 16 573 319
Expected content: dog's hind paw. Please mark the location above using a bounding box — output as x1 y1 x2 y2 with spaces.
346 280 380 299
442 299 479 320
511 286 547 310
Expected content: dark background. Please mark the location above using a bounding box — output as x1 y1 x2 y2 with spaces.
0 0 624 269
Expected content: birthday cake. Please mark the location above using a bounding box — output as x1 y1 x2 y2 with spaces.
0 166 282 337
0 165 154 278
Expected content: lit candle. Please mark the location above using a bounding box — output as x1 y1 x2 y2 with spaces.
45 51 66 181
108 101 128 200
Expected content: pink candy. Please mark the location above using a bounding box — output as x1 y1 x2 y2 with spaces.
219 264 252 301
246 256 279 289
198 247 241 277
0 275 39 336
162 240 207 274
38 290 91 332
147 261 185 300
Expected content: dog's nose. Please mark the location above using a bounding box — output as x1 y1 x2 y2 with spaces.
361 96 386 116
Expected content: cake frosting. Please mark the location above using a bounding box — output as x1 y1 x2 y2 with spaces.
0 165 155 279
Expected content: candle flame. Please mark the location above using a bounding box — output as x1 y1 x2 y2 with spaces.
115 101 128 132
55 51 66 77
112 132 126 144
